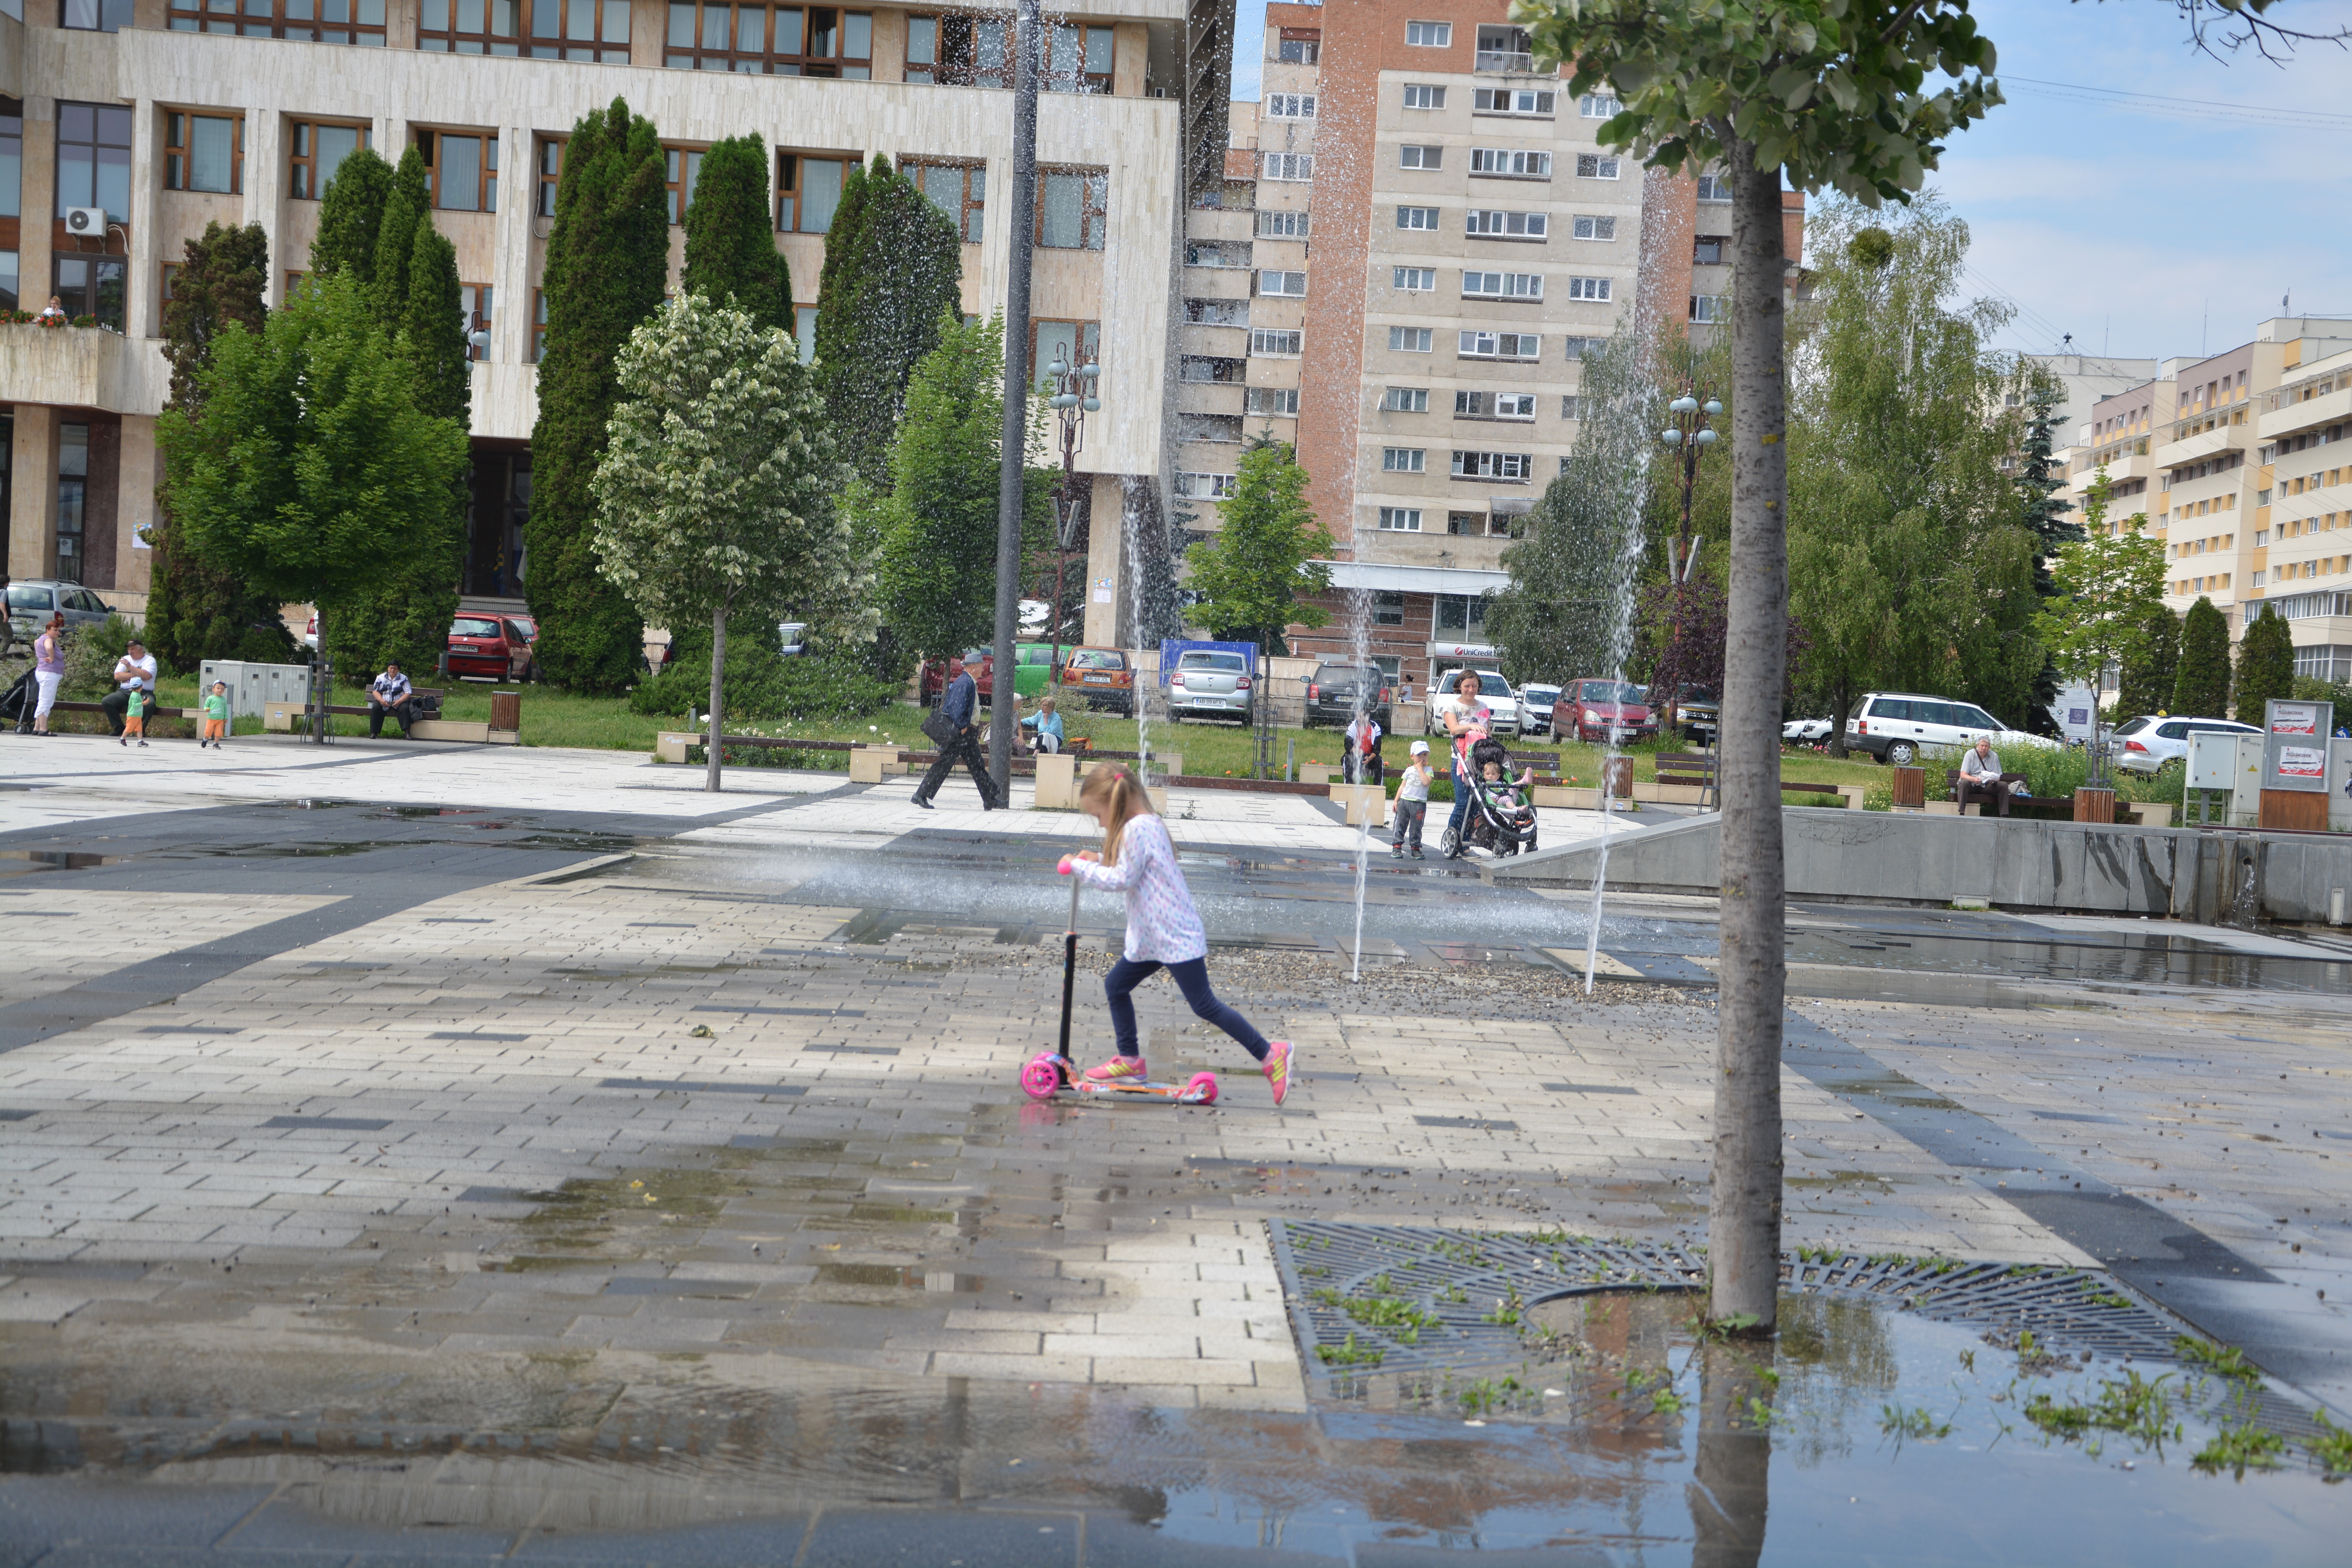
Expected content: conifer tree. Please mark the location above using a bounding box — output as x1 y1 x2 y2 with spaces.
2015 383 2081 596
681 133 790 335
368 148 431 332
2171 596 2233 717
871 312 1016 662
814 155 963 485
528 97 671 693
147 221 292 672
2115 603 2180 718
2234 604 2296 724
309 147 394 284
402 224 472 427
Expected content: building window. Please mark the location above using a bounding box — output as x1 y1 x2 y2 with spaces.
1475 23 1532 70
1458 330 1541 359
289 121 369 201
167 0 387 42
1563 335 1606 360
1566 276 1612 301
1695 173 1733 201
1446 510 1483 536
1403 84 1446 110
904 13 1007 86
1469 147 1550 177
1382 387 1428 413
1251 327 1303 356
1692 233 1722 263
532 287 548 361
777 153 849 232
1045 22 1115 93
1393 267 1435 291
1261 152 1313 182
1373 592 1406 626
1466 210 1547 239
666 4 871 74
53 255 125 330
1383 447 1426 474
1575 153 1622 179
285 269 310 296
1452 450 1533 481
1277 29 1320 65
1561 394 1580 420
1573 215 1618 241
664 145 705 224
1580 93 1622 118
1397 206 1439 230
1259 210 1309 239
1177 472 1238 500
1405 20 1451 46
417 0 517 54
0 251 16 313
1188 296 1248 326
57 102 133 225
56 422 89 581
2 98 20 223
1388 326 1434 353
461 284 493 360
534 137 564 217
1463 271 1542 300
1400 145 1441 170
1474 88 1555 114
904 158 985 242
418 129 497 213
1689 294 1722 323
1378 507 1423 532
1037 168 1107 249
1467 392 1536 419
1259 270 1307 297
164 112 243 195
1267 94 1317 119
63 0 136 31
794 304 818 363
1246 386 1299 416
1030 319 1100 388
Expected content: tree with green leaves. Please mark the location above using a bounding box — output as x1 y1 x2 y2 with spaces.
1521 0 2000 1332
2234 604 2296 724
157 272 469 733
592 294 862 791
2031 469 2168 769
2115 603 2180 719
529 97 671 693
1182 436 1334 655
814 155 964 485
309 147 393 284
2171 596 2233 717
368 149 431 332
681 133 791 334
145 220 293 673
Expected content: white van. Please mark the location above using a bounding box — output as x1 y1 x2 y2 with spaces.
1844 691 2049 766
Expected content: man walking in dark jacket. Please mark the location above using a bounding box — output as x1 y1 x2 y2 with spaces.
913 657 1000 810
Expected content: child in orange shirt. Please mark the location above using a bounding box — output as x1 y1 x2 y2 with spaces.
201 681 230 748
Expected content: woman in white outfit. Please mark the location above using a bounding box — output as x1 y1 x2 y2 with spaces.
31 614 65 735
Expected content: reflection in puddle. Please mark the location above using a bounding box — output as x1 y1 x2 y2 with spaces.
1787 928 2352 996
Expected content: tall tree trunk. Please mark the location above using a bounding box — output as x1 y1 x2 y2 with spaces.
706 605 727 793
1710 138 1788 1331
989 0 1041 798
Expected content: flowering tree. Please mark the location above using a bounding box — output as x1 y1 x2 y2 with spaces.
592 294 866 792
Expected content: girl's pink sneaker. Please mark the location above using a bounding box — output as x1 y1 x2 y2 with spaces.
1083 1055 1149 1082
1262 1040 1296 1105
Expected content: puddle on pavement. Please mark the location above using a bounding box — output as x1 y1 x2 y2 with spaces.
6 1290 2345 1561
1786 928 2352 996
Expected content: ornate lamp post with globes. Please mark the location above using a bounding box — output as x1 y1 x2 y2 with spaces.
1657 390 1722 738
1041 348 1101 682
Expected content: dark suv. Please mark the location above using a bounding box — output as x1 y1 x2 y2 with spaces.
1304 664 1392 729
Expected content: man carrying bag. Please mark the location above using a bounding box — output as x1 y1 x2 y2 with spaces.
914 657 1000 811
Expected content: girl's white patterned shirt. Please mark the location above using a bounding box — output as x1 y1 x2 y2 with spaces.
1068 813 1209 963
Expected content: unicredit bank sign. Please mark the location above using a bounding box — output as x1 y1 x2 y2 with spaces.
1429 642 1499 662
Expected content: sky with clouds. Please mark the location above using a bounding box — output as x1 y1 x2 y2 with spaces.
1227 0 2352 364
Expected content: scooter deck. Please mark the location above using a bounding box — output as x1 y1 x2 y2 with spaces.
1020 1053 1218 1105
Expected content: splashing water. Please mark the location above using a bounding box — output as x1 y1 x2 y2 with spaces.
1349 812 1372 982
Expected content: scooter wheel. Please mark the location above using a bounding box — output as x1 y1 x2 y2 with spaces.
1185 1071 1219 1105
1019 1055 1063 1101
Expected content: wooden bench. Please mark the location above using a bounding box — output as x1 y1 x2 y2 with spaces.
1944 768 2034 817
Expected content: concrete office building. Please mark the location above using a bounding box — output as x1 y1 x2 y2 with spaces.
1 0 1225 646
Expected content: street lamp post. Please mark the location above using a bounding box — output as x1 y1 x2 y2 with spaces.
1657 390 1721 739
1041 350 1101 686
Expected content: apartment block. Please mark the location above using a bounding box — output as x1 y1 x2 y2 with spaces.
2057 316 2352 686
2 0 1210 639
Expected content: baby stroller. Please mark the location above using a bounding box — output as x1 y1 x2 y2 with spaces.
1445 734 1539 858
0 666 36 734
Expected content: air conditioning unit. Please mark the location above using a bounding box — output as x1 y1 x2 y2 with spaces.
64 206 108 237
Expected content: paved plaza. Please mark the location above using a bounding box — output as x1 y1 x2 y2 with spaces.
2 733 2349 1563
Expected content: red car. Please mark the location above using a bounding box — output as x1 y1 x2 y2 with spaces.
447 614 536 681
1565 679 1657 744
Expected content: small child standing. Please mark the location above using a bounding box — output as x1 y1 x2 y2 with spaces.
1392 739 1432 859
1058 766 1295 1103
119 686 148 748
200 681 231 749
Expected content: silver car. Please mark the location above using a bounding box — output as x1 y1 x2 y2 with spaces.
2113 714 2258 775
1169 649 1254 724
7 580 118 647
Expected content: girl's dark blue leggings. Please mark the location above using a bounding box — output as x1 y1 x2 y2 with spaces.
1105 957 1270 1061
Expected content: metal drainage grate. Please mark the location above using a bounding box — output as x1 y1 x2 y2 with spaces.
1270 1220 2194 1397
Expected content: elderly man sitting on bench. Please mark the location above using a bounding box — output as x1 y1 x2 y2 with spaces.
1957 735 2023 817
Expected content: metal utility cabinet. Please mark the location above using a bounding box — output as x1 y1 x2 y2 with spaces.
196 661 312 720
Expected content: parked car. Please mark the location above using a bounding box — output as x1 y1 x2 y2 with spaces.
1560 679 1655 744
1057 646 1136 715
1782 716 1835 744
776 621 806 657
1843 691 2050 766
1653 683 1719 744
1304 663 1394 730
7 580 116 646
921 644 1053 706
1425 667 1522 737
447 614 537 681
2113 714 2258 775
1170 649 1254 724
1517 683 1560 737
303 613 318 652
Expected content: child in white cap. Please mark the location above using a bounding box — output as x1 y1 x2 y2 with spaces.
1392 739 1432 858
